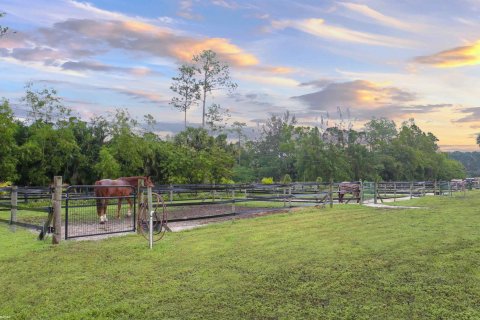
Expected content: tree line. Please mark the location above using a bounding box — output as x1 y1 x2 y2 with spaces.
449 152 480 177
0 86 466 186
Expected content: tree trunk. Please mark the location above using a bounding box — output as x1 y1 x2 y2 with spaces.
238 135 241 165
202 73 207 128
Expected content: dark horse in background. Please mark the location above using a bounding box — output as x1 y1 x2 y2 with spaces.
338 182 361 203
95 176 154 224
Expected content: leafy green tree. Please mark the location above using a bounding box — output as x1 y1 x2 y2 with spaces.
94 147 121 179
449 151 480 177
143 114 157 133
192 50 237 127
172 127 234 183
64 117 106 184
232 165 255 183
253 111 297 181
170 65 200 129
22 82 71 124
295 126 327 182
0 99 18 181
15 86 80 185
364 118 397 151
230 121 246 165
206 103 230 133
107 110 144 176
17 123 79 185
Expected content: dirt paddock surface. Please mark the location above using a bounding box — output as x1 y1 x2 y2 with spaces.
67 206 296 241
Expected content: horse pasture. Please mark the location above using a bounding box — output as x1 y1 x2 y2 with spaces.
0 192 479 319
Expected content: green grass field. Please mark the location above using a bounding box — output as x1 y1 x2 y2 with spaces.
0 192 479 319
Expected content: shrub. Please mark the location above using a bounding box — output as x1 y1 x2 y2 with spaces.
261 177 274 184
281 174 292 184
220 177 235 184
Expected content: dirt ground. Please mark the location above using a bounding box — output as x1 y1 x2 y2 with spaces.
167 205 294 231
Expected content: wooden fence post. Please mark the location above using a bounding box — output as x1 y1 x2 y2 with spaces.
169 184 173 204
231 189 236 214
359 180 364 205
137 179 144 233
288 186 292 208
283 187 286 207
52 176 62 245
410 182 413 199
10 186 17 232
393 182 397 202
329 180 333 208
373 181 377 204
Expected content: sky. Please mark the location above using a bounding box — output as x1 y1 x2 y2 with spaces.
1 0 480 151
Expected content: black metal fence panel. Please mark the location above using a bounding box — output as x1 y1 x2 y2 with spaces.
65 185 136 239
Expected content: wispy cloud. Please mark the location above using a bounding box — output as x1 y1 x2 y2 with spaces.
454 106 480 122
177 0 203 20
414 41 480 67
270 18 414 48
61 60 157 76
211 0 239 9
338 2 419 32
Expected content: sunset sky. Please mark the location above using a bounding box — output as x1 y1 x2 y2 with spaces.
1 0 480 151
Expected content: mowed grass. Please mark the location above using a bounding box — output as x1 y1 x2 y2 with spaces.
1 193 480 319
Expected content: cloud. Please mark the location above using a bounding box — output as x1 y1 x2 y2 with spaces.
60 60 156 76
38 79 165 105
177 0 203 20
338 2 418 32
1 18 288 75
211 0 239 9
238 74 300 87
414 41 480 67
454 107 480 122
210 1 258 11
299 79 335 88
293 80 415 108
290 80 455 120
270 18 414 48
113 88 164 104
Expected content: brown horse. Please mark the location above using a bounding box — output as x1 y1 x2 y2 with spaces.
338 182 361 203
94 176 154 224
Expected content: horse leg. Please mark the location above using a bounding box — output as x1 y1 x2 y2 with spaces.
338 193 343 203
96 198 103 223
99 199 108 224
117 198 122 219
126 198 132 217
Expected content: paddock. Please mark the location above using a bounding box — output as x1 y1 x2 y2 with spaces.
0 179 472 241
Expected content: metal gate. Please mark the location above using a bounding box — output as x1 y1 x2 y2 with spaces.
65 185 136 239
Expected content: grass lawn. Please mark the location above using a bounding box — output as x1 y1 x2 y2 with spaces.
0 192 479 319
